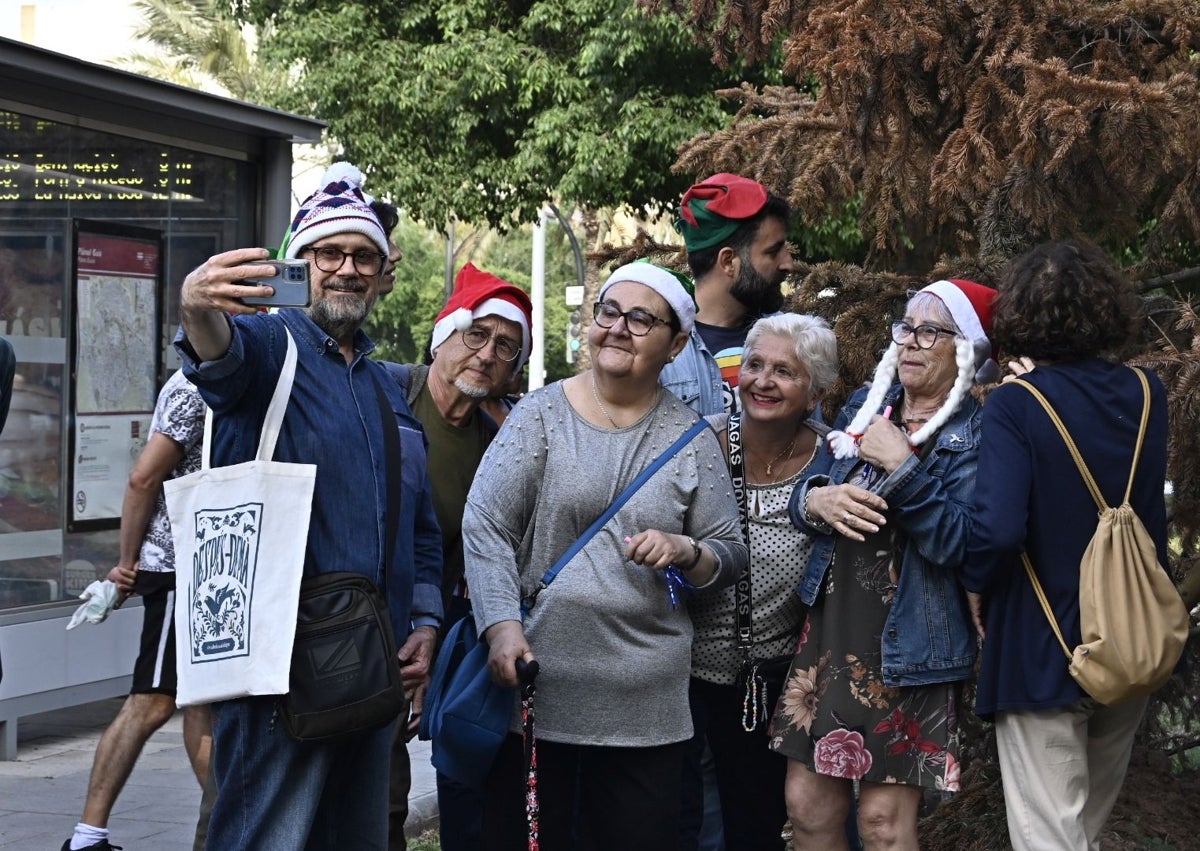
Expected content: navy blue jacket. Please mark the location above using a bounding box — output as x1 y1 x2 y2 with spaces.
964 360 1169 718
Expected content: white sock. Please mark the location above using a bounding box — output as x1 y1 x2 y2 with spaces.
71 823 108 849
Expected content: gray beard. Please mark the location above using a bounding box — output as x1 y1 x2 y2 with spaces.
307 288 375 341
454 377 490 398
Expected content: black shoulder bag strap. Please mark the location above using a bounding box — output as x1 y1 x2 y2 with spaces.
371 368 403 595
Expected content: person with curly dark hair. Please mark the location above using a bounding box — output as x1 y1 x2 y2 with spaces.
989 238 1141 363
964 239 1170 851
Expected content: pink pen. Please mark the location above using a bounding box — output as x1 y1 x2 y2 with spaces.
882 405 893 421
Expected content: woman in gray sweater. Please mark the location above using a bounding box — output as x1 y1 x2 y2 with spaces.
463 262 747 851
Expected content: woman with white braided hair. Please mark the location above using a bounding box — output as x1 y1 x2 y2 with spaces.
463 261 747 850
768 279 999 850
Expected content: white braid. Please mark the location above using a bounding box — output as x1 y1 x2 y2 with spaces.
826 344 900 459
826 337 975 458
908 336 975 446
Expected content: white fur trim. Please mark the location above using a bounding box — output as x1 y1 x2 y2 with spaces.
474 298 533 366
450 308 474 332
600 262 695 333
430 303 533 369
825 430 862 460
922 280 986 347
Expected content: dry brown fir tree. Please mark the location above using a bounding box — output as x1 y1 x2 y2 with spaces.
588 1 1200 846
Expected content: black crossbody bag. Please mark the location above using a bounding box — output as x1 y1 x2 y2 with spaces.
278 370 408 740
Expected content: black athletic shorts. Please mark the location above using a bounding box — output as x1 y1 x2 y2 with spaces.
131 571 178 696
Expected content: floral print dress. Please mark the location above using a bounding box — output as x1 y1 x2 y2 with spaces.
768 495 962 792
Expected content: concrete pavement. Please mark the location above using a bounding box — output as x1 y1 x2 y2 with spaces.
0 698 438 849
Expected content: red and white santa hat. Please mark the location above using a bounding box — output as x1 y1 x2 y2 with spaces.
431 263 534 369
825 278 999 459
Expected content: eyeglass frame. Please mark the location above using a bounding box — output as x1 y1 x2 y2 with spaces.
740 355 810 385
891 320 959 350
302 245 388 277
592 301 671 337
460 325 522 363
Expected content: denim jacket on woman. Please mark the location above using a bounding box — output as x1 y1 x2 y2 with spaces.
787 382 981 687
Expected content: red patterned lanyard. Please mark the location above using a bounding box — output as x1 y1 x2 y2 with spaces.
517 659 541 851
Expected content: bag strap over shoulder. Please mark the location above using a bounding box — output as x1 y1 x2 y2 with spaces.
200 327 299 470
1013 367 1153 662
521 417 710 615
1011 368 1151 511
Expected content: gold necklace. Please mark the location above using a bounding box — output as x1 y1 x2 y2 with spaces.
590 375 619 428
754 431 799 479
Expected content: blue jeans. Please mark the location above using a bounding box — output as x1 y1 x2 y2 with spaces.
206 696 393 850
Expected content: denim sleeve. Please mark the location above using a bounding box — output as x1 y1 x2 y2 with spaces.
875 418 981 571
786 393 857 532
174 314 271 414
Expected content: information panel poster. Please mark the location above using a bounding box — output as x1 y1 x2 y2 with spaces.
68 222 163 531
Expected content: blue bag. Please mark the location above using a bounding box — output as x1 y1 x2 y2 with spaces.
420 613 512 788
422 420 709 788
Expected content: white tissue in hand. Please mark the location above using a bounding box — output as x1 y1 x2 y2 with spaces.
66 580 120 630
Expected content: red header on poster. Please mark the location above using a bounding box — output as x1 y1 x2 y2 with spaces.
77 234 159 278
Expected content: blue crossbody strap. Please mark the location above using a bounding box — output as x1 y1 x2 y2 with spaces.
520 417 710 616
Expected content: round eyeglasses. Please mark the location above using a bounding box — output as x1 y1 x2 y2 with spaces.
462 327 522 362
891 320 958 350
304 246 387 277
592 302 670 337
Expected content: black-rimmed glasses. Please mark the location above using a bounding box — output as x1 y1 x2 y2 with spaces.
592 302 670 336
462 327 522 362
891 320 958 349
303 246 387 276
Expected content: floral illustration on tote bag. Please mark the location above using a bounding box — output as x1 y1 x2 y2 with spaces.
187 503 263 661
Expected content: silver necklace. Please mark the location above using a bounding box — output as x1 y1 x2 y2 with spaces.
591 375 619 428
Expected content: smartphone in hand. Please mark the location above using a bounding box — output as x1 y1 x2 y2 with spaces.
239 259 312 307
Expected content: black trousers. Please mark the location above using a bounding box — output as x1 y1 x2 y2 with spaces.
483 733 687 851
685 676 789 851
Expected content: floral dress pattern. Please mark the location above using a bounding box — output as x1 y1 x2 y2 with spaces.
768 516 962 792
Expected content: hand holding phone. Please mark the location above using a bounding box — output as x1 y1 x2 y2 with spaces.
238 259 312 307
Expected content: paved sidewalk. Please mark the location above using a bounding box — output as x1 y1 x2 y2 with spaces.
0 698 438 849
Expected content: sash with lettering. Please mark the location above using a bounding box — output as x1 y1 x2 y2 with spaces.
164 329 315 706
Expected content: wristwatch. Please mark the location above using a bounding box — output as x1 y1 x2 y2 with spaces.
679 536 703 572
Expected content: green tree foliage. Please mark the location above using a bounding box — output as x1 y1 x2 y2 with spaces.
233 0 778 231
366 213 581 386
118 0 287 98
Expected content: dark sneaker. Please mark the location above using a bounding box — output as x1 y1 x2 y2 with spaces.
60 840 122 850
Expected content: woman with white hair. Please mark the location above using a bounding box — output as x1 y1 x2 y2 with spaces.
769 280 998 850
463 262 748 851
688 312 838 850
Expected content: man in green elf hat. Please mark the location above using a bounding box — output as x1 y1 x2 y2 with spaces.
660 173 795 417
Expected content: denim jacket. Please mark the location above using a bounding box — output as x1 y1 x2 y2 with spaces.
659 328 725 415
788 382 981 686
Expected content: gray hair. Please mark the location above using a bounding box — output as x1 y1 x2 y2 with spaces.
904 291 958 332
744 313 839 395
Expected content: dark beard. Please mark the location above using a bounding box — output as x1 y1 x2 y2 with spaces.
729 259 785 317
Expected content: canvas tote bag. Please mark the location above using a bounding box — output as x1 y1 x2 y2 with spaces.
165 328 316 706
